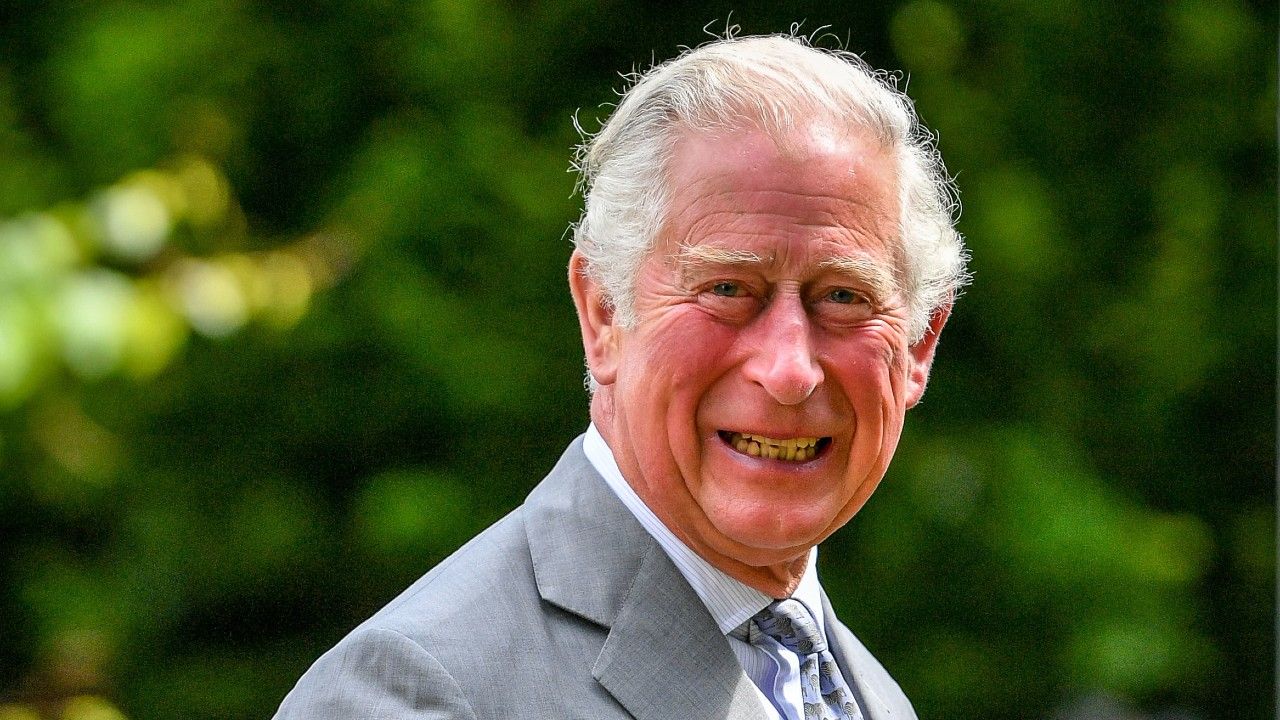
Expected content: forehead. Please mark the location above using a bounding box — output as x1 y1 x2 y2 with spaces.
657 125 901 270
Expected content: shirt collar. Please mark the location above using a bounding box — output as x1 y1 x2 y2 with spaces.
583 423 826 636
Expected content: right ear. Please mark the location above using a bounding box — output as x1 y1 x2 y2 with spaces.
568 250 620 386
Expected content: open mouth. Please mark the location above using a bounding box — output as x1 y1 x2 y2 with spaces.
718 431 831 462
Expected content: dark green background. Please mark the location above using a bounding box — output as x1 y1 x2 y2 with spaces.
0 2 1273 719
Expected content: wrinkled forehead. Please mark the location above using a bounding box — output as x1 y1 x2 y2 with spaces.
655 124 904 274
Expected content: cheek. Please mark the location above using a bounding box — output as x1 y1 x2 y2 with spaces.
630 313 739 385
616 315 739 466
825 332 911 414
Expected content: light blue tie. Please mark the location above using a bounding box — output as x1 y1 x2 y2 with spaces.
747 599 863 720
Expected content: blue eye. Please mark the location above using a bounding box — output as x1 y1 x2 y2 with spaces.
711 281 742 297
828 288 860 304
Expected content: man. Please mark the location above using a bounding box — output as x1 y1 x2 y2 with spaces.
275 33 966 719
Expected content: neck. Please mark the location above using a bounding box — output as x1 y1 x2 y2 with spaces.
695 545 810 598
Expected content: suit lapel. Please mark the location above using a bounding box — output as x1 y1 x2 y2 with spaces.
524 437 649 627
525 438 770 720
592 541 769 720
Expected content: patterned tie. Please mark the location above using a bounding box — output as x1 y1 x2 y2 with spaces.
746 599 863 720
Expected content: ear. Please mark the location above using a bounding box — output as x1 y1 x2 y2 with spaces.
903 301 951 409
568 250 620 386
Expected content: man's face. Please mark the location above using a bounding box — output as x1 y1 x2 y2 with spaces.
574 124 946 581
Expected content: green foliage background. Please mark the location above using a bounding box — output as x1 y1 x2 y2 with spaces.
0 2 1273 719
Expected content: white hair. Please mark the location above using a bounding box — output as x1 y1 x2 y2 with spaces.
572 33 969 343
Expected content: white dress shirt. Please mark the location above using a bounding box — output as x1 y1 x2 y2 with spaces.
584 424 837 720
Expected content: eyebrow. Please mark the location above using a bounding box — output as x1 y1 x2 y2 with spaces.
676 244 768 269
817 255 899 301
675 244 899 300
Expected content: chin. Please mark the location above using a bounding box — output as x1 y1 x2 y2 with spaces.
707 508 834 560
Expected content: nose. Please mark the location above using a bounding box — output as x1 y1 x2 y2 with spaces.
742 295 824 405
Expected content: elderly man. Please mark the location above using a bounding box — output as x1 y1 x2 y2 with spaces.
275 33 966 720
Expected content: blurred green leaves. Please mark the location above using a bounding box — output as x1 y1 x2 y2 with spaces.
355 468 478 556
890 1 966 73
0 154 354 409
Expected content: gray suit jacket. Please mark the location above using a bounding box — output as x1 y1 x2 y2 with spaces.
274 437 917 719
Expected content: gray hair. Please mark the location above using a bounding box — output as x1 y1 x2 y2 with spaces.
571 33 968 344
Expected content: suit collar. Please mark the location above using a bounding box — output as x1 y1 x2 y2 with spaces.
524 437 771 720
593 539 770 719
524 436 649 627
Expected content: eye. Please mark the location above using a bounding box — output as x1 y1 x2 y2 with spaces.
698 279 759 323
827 288 865 304
711 281 744 297
813 286 876 326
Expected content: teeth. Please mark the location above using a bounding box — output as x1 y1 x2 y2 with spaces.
727 432 822 462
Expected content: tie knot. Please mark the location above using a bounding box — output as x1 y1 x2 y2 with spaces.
750 598 827 655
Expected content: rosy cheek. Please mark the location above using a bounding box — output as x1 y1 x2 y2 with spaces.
658 314 739 365
824 335 901 399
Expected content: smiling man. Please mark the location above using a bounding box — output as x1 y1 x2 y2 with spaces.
276 33 967 720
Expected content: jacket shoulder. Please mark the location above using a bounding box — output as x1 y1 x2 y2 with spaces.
273 625 479 720
371 507 538 637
